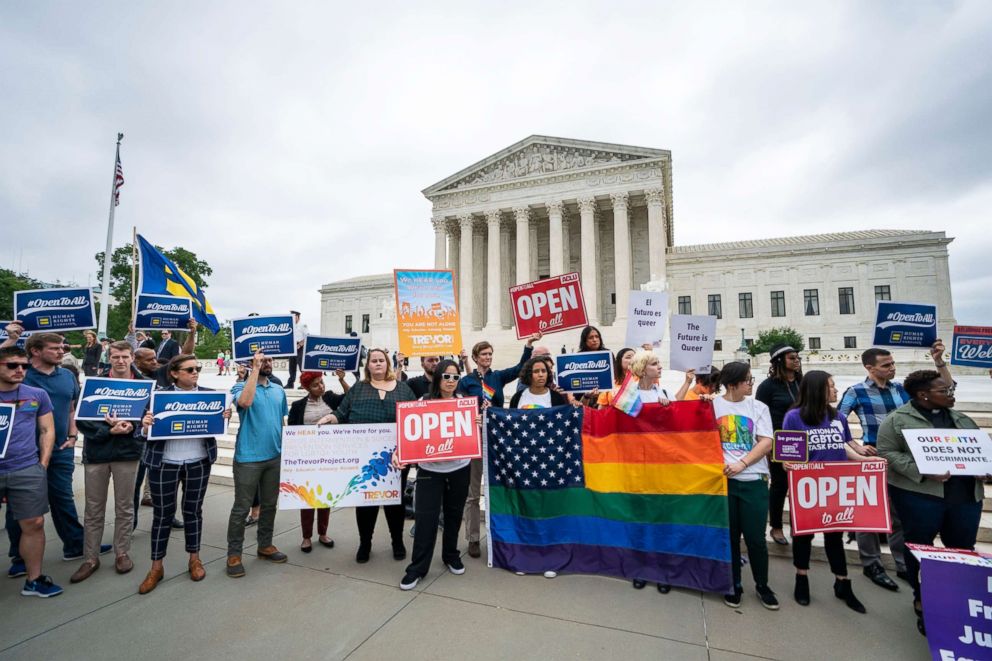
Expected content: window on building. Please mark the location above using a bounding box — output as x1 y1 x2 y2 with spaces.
745 338 754 349
714 339 723 351
844 336 857 349
809 337 821 350
678 296 692 315
361 314 370 333
770 291 786 317
738 292 753 319
803 289 820 316
707 294 722 319
344 315 353 334
874 285 891 302
610 292 616 305
839 287 855 315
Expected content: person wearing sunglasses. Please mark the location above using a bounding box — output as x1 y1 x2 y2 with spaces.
877 369 983 635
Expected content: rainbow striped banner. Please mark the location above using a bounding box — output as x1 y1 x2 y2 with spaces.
485 401 731 593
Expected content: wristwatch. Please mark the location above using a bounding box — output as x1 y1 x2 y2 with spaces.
67 434 78 440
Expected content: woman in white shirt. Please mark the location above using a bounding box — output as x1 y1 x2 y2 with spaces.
509 358 568 409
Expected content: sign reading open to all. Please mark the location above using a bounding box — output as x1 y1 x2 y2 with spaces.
787 461 891 535
509 273 587 339
396 398 481 464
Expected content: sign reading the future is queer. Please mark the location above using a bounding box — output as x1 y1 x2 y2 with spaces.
231 314 296 360
669 314 717 374
872 301 937 348
14 287 96 332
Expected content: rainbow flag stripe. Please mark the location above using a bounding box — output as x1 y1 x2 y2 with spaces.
481 381 496 402
486 401 731 593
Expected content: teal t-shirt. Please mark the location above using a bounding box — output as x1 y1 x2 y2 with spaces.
230 380 287 462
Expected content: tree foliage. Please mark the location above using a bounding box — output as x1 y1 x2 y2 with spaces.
748 327 805 357
0 268 44 320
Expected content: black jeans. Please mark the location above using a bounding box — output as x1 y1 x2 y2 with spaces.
792 532 847 575
768 461 788 530
406 464 471 577
355 467 409 547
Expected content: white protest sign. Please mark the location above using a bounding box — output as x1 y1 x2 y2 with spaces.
625 291 668 348
901 428 992 476
669 314 717 374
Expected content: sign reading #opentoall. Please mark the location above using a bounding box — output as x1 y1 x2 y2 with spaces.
788 461 891 535
872 301 938 348
302 335 362 372
14 287 96 332
231 314 297 360
75 378 154 421
0 403 14 460
509 272 587 339
133 294 192 331
148 391 230 440
0 322 28 349
951 325 992 369
396 398 481 464
555 351 613 393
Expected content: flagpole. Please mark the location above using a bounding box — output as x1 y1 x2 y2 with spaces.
97 132 124 338
130 226 138 325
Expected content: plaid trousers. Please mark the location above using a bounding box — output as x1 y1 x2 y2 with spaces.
149 458 211 560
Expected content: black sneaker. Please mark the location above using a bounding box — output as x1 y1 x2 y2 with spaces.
399 572 420 590
445 558 465 575
756 585 780 610
723 587 743 608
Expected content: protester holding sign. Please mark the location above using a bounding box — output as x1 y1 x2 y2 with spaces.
675 368 721 401
877 369 986 631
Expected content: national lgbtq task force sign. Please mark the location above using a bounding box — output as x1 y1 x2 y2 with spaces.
14 287 96 332
231 314 297 360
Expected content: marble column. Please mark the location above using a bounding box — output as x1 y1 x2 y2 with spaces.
485 209 502 330
611 192 631 322
547 201 565 276
500 221 513 327
432 217 447 269
579 197 599 324
645 188 667 285
447 224 460 284
458 214 474 325
514 206 531 284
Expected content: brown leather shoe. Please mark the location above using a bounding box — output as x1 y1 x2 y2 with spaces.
115 554 134 574
226 555 245 578
140 496 153 507
138 567 164 595
257 546 288 563
189 558 206 582
468 541 481 558
70 559 99 584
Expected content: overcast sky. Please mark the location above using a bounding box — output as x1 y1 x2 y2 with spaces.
2 1 989 329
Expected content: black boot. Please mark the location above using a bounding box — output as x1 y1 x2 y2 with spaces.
834 578 866 614
794 574 810 606
392 539 407 561
356 541 371 563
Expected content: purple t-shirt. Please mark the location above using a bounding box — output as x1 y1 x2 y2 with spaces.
781 409 851 462
0 385 54 474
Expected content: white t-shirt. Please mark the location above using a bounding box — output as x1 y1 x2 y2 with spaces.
517 389 552 409
294 322 309 345
711 396 773 481
638 387 670 404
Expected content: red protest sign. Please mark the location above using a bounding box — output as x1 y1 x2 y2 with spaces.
509 272 588 339
787 461 892 535
396 398 481 464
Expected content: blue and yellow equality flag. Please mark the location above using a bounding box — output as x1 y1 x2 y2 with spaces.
136 234 220 333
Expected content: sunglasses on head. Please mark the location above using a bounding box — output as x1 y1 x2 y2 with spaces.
440 373 460 381
176 366 203 374
3 362 28 371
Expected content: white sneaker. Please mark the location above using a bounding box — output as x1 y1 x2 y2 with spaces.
399 573 420 590
543 571 558 578
515 571 525 576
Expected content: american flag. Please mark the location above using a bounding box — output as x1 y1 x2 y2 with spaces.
486 406 584 489
113 151 124 206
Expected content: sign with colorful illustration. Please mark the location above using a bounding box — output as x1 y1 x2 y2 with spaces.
555 351 613 393
902 428 992 476
279 424 401 510
871 301 938 348
787 461 891 535
951 325 992 369
0 403 14 459
396 398 480 464
773 430 808 462
394 270 462 357
75 377 154 421
301 335 361 372
509 272 588 339
148 391 230 440
14 287 96 332
133 293 192 331
230 314 296 360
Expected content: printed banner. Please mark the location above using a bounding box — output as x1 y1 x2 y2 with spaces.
396 398 480 464
230 314 296 360
951 325 992 369
148 391 230 440
669 314 717 374
625 291 668 348
133 293 192 331
773 430 808 462
872 301 938 348
301 335 361 372
555 351 613 393
14 287 95 332
509 272 587 339
394 270 462 357
787 461 892 535
75 378 154 421
901 428 992 476
279 424 401 510
0 323 28 349
0 403 14 460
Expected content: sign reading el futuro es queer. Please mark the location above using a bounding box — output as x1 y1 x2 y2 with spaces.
230 314 297 360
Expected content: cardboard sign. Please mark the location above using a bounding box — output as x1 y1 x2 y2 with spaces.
0 403 14 459
396 398 481 464
231 314 296 360
555 351 613 393
14 287 95 332
134 294 192 331
148 391 230 440
75 377 154 421
901 428 992 476
0 322 28 349
625 291 668 348
301 335 361 372
951 325 992 369
773 430 808 462
669 314 717 374
872 301 938 348
509 272 587 339
394 269 462 357
787 461 892 535
279 424 401 509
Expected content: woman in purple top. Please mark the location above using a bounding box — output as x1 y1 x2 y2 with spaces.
782 370 872 613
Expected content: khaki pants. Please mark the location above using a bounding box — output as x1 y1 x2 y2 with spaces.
462 458 484 543
83 461 139 561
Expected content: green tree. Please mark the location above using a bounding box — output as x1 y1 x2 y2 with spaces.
0 268 44 319
194 323 232 359
749 327 805 357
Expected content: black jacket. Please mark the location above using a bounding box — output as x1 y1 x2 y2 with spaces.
78 373 150 464
141 384 220 469
288 391 345 425
405 374 431 399
755 377 800 430
156 338 180 365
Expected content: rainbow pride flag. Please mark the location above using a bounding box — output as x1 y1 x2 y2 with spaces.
481 381 496 402
611 372 642 417
485 401 731 593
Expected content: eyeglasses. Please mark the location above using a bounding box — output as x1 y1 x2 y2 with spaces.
440 373 460 382
930 386 955 396
745 377 755 385
3 362 28 371
177 366 203 374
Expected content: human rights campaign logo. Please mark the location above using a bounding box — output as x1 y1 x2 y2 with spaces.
231 315 296 360
302 335 362 372
14 287 96 332
555 351 613 392
149 391 229 440
872 301 937 348
75 378 154 421
134 294 192 331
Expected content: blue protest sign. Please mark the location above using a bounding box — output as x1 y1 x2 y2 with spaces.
14 287 96 332
872 301 938 348
75 378 154 421
0 403 15 459
134 294 192 331
302 335 361 372
148 391 229 440
0 322 29 349
230 314 296 360
555 351 613 393
951 325 992 369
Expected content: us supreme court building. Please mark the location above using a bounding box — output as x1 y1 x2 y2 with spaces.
320 136 955 363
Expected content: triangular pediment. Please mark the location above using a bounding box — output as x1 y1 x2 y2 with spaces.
422 135 668 196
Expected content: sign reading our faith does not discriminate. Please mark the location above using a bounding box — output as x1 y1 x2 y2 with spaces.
133 294 192 331
14 287 96 333
75 378 154 421
148 391 230 441
302 335 362 372
230 314 297 361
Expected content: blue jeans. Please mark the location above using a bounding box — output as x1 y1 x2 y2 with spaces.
6 449 84 560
